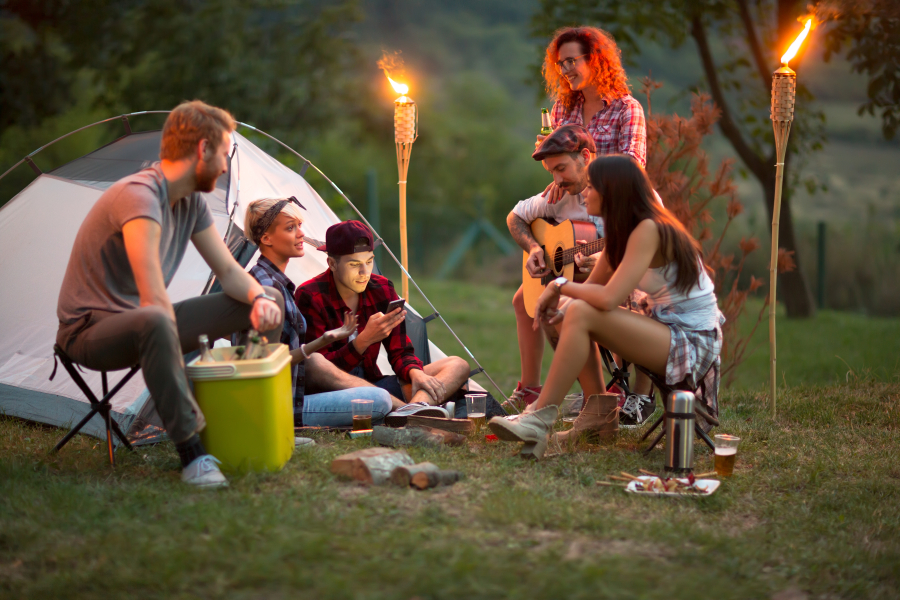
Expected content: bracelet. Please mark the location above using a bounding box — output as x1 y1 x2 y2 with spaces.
299 344 310 360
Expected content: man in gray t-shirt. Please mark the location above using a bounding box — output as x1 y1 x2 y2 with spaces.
56 101 284 489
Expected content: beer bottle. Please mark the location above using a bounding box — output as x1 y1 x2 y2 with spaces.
198 334 215 363
243 329 261 360
540 108 553 136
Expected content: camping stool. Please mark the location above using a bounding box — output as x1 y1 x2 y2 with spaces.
596 344 719 453
48 344 140 465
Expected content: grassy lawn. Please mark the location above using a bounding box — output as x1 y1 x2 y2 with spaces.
2 279 899 599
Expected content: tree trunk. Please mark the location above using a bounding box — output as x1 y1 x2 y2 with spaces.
762 169 815 318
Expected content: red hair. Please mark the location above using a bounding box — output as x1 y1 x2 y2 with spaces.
543 26 630 112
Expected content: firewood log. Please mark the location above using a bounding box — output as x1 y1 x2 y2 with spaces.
406 415 474 435
389 462 440 487
373 425 466 448
410 469 463 490
330 448 414 485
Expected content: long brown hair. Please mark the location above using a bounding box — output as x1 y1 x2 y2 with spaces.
589 155 707 293
543 26 630 112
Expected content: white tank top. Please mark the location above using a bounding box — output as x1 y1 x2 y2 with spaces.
637 260 714 307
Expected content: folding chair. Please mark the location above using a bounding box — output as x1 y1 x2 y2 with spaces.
596 345 719 454
49 344 140 465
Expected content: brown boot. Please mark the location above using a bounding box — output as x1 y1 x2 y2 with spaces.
553 393 619 447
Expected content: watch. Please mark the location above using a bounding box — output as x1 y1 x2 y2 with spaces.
554 276 568 290
252 292 277 305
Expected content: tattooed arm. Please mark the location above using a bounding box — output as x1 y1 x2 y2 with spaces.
507 211 549 278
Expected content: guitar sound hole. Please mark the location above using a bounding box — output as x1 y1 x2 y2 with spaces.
554 246 564 274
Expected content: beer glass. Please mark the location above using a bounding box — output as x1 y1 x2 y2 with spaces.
465 393 487 434
713 434 741 476
351 399 374 431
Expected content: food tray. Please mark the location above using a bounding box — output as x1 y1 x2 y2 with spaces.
625 476 720 497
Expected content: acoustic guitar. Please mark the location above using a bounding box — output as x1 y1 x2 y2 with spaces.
521 218 605 317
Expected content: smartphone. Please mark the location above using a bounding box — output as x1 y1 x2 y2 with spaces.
386 298 406 314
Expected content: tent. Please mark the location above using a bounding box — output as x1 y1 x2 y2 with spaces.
0 112 501 443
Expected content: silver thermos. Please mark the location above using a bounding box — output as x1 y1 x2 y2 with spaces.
664 391 696 474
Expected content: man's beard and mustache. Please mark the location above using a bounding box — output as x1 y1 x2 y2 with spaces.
557 174 588 196
195 160 222 193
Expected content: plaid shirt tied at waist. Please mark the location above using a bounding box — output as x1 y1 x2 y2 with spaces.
294 270 424 382
550 93 647 167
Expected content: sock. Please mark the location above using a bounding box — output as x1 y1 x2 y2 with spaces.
175 435 207 468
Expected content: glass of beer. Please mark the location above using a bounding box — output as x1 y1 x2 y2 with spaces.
465 393 487 434
351 399 374 431
713 434 741 476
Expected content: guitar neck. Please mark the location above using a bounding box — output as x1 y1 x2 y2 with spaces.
558 237 605 265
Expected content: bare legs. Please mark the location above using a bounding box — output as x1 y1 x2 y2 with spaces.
532 300 671 411
513 286 543 387
402 356 471 406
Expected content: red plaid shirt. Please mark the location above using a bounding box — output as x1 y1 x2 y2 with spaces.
550 93 646 167
294 270 424 382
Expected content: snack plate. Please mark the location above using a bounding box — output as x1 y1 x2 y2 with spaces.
625 476 720 497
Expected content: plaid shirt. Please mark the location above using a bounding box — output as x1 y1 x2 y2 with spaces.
247 255 306 406
550 94 647 167
295 271 423 382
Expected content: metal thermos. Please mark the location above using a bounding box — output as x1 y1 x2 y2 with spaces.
664 391 696 474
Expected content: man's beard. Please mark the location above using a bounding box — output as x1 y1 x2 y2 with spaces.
195 162 221 193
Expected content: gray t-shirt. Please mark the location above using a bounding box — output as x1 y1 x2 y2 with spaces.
57 164 214 324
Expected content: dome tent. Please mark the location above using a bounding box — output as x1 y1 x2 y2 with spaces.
0 112 501 444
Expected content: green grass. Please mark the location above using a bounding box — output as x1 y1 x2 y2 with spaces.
2 279 899 599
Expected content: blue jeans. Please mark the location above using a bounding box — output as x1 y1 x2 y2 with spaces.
301 387 392 427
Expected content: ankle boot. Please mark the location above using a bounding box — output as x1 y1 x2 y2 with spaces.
488 405 559 459
553 393 619 447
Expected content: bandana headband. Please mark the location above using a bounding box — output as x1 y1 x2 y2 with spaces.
251 196 306 244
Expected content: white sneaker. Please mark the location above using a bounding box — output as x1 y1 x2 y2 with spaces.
294 437 316 448
181 455 228 489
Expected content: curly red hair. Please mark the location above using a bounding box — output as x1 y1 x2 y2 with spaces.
543 26 630 111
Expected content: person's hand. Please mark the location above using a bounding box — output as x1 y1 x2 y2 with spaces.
354 308 406 350
541 181 565 205
409 368 446 405
251 298 281 332
532 283 561 330
574 239 597 274
525 246 550 278
323 311 358 343
535 134 547 149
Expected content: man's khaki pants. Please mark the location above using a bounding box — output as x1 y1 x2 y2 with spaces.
57 289 284 444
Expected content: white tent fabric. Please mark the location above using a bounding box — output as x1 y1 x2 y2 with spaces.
0 129 464 441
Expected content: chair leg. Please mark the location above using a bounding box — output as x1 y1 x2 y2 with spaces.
102 406 116 467
53 407 101 453
643 428 666 455
640 413 665 442
695 422 715 450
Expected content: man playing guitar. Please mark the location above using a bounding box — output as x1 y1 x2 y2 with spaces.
505 125 603 411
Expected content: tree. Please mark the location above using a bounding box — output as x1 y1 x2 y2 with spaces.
531 0 895 318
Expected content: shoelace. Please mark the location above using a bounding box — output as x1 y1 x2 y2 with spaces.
621 394 643 417
196 455 222 473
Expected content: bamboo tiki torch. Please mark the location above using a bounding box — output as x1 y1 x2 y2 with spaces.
389 76 417 301
769 19 811 417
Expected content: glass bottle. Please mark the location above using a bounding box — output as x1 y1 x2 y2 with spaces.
198 334 215 363
540 108 553 136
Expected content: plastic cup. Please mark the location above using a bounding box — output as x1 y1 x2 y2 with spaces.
713 434 741 476
465 393 487 433
351 399 374 431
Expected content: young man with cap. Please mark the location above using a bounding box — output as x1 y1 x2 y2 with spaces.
243 197 393 430
56 101 284 488
295 221 472 415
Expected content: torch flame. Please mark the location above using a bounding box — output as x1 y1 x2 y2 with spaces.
781 19 812 65
386 74 409 96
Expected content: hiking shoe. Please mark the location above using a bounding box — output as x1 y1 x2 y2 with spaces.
295 437 316 448
181 455 228 489
619 394 656 428
385 402 449 427
488 405 559 459
502 382 541 414
554 393 619 446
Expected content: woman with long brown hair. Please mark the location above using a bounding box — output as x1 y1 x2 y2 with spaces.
490 155 724 459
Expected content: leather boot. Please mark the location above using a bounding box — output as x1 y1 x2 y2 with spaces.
488 405 558 460
553 393 619 447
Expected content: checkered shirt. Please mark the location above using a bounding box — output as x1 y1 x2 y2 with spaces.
550 94 647 167
294 271 423 382
248 255 305 407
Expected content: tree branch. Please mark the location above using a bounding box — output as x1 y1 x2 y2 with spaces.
736 0 773 93
689 15 768 182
